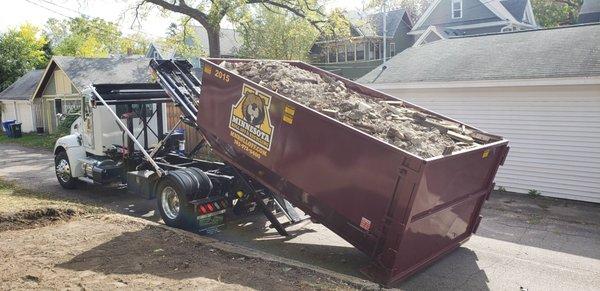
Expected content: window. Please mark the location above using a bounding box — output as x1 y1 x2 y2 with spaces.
328 47 336 63
347 44 356 61
356 43 365 60
389 42 396 57
54 99 62 114
337 44 346 62
116 104 154 118
452 0 462 19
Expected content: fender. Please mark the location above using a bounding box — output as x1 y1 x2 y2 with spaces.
54 133 86 178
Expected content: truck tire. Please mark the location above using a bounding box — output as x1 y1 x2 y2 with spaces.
185 167 213 196
156 170 197 229
55 150 78 189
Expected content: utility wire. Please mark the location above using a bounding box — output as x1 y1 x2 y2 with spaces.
37 0 164 38
24 0 155 47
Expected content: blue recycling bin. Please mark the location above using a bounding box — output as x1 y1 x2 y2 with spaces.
2 120 16 137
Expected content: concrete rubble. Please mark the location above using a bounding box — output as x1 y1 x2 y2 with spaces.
220 60 485 158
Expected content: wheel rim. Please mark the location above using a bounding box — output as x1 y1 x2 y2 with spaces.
56 159 71 183
161 186 180 220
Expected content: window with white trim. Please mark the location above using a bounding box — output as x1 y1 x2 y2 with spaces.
452 0 462 19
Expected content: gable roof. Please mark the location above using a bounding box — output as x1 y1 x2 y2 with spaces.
411 0 532 33
579 0 600 23
146 42 176 59
367 9 412 37
347 9 411 38
500 0 528 20
0 70 44 101
33 56 153 99
358 23 600 84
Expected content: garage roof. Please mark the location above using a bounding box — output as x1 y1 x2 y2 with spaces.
359 23 600 84
0 70 44 101
33 56 154 99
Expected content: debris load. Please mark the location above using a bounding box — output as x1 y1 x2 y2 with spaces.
220 60 485 158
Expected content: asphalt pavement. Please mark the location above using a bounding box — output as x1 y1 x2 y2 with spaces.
1 143 599 290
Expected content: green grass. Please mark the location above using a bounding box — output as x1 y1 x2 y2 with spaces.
0 132 60 151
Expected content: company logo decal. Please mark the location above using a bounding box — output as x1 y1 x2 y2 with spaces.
229 84 274 159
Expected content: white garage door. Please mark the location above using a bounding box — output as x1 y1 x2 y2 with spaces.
16 102 34 132
1 102 18 124
382 84 600 203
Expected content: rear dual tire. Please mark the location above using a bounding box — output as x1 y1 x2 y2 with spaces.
156 168 213 229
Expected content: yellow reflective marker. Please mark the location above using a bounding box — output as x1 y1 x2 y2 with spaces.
482 149 490 158
283 105 295 124
236 191 244 198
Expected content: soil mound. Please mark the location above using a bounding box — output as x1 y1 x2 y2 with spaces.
0 208 79 231
221 60 483 158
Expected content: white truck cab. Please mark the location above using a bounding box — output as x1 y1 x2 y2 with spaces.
53 85 168 188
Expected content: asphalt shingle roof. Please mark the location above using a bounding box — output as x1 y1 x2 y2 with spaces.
53 56 153 91
358 24 600 84
368 9 409 37
0 70 44 101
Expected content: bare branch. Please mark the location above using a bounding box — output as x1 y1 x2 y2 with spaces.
143 0 211 28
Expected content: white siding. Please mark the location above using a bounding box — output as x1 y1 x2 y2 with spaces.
16 102 34 132
380 84 600 203
0 101 35 133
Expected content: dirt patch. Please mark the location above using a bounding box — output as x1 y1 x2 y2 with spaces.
221 60 490 158
0 214 358 290
0 207 80 231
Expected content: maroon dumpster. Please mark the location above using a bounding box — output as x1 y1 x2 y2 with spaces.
195 58 509 285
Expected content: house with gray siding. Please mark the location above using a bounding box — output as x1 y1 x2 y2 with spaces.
411 0 537 46
578 0 600 23
359 23 600 203
309 9 414 80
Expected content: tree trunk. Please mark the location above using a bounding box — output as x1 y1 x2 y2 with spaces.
206 26 221 58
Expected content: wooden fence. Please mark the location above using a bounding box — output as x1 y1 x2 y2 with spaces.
166 103 205 150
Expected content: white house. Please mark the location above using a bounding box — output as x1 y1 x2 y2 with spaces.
359 23 600 203
0 70 44 133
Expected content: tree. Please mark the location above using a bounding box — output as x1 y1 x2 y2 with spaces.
44 16 149 57
0 24 49 91
120 32 152 55
238 6 320 60
136 0 343 57
157 21 205 58
531 0 583 27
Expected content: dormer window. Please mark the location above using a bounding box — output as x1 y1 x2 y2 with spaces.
452 0 462 19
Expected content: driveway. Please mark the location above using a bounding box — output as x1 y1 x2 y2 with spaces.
1 143 599 290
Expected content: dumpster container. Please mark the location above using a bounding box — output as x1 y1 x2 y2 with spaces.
155 59 510 285
10 123 22 138
2 120 16 137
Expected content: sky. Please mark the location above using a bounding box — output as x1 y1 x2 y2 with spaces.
0 0 366 39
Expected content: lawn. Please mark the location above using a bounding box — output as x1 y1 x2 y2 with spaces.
0 132 60 151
